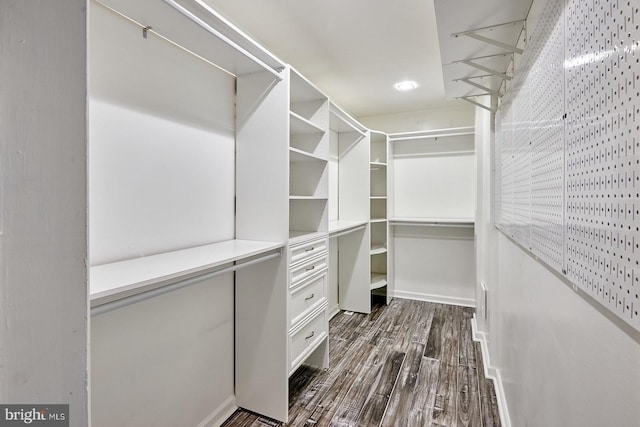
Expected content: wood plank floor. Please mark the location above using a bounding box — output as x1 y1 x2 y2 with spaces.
222 298 501 427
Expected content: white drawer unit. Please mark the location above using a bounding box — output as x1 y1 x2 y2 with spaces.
289 236 328 266
289 271 327 327
289 253 328 286
288 303 328 374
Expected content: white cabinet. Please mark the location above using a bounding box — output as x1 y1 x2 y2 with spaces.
286 68 330 376
287 236 329 375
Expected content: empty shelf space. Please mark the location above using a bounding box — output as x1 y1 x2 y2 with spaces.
290 111 325 135
90 239 284 306
370 273 387 290
290 147 328 163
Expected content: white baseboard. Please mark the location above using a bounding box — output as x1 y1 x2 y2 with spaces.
392 290 475 308
328 304 340 320
197 396 237 427
471 316 511 427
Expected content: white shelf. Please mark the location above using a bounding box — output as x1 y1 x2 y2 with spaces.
290 195 329 200
370 244 387 255
370 218 387 223
290 147 328 163
289 230 328 246
390 217 475 225
90 239 284 306
370 161 387 168
290 111 325 135
370 196 387 199
370 274 387 290
328 219 368 235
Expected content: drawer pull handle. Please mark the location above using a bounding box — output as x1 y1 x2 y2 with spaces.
305 247 315 252
305 331 315 340
305 293 315 301
306 266 315 272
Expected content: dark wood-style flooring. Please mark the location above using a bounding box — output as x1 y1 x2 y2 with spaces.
222 298 501 427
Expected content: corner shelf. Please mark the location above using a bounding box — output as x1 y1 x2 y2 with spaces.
370 273 387 290
370 244 387 255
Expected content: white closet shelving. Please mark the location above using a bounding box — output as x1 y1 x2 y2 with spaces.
388 127 476 308
327 103 371 315
288 68 329 245
286 67 330 378
89 0 291 424
369 130 392 303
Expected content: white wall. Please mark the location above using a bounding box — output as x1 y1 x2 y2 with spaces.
0 3 89 426
89 5 235 265
474 2 640 423
358 101 474 133
88 5 237 426
91 275 235 427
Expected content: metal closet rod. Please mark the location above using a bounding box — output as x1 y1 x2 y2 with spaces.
163 0 283 81
389 130 475 142
93 0 282 81
390 221 474 228
91 250 282 317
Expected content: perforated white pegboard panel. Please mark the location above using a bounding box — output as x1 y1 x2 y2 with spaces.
565 0 640 329
500 100 515 236
529 0 565 271
494 109 504 229
511 60 532 248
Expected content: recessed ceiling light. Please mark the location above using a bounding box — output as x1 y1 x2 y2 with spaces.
394 80 418 91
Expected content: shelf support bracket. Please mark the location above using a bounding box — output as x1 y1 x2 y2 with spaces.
452 20 525 55
458 95 496 113
454 77 502 97
461 60 512 81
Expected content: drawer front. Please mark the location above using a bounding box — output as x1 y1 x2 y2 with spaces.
289 253 328 286
290 272 327 327
289 237 328 266
289 307 328 372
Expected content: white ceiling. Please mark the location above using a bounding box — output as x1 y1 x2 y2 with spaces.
203 0 459 118
434 0 533 99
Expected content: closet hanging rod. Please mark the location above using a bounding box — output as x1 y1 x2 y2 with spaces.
91 249 281 317
389 130 474 142
163 0 283 81
93 0 282 81
329 224 367 239
390 221 474 228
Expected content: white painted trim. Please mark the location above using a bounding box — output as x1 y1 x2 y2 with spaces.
471 316 511 427
197 396 238 427
392 290 475 308
328 304 341 320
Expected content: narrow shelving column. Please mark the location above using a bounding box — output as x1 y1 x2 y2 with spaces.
369 131 392 304
285 67 330 382
328 103 371 315
288 68 330 244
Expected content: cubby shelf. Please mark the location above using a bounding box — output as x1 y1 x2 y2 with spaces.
290 147 328 163
370 244 387 255
370 273 387 290
290 111 326 135
370 161 387 168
